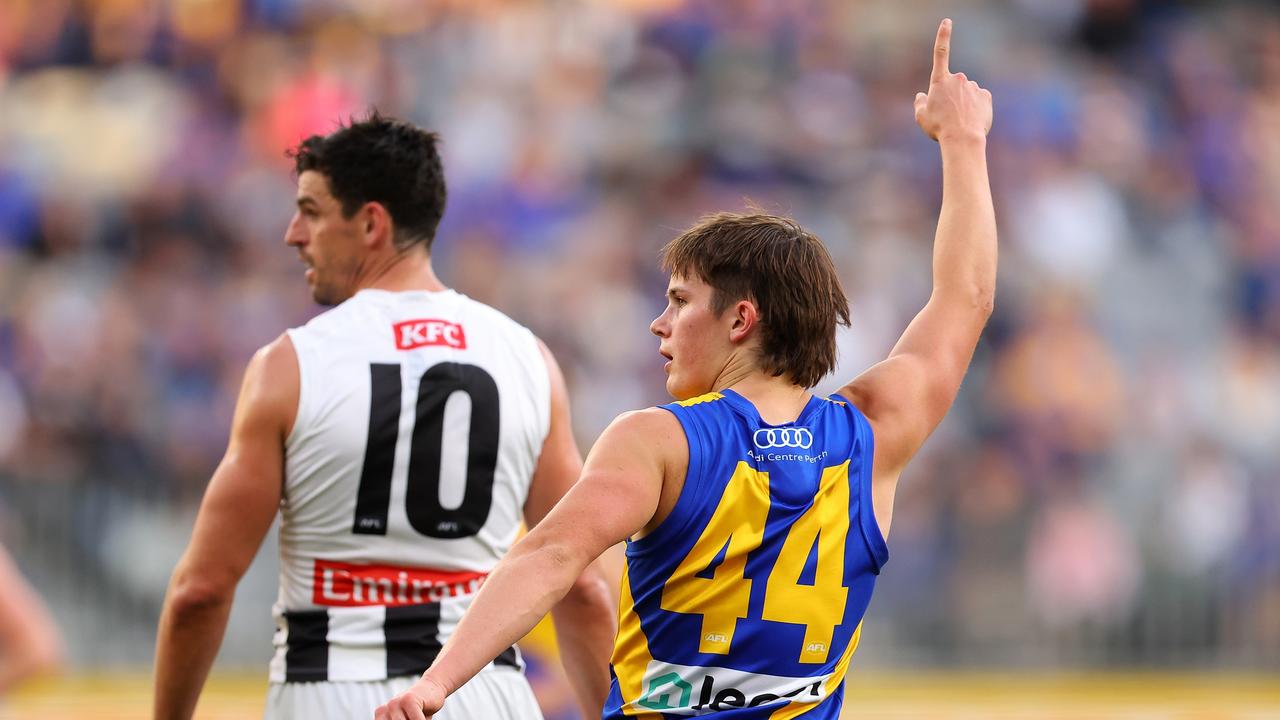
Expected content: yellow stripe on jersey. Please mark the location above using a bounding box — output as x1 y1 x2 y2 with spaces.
612 564 662 719
767 622 863 720
675 392 725 407
658 462 770 654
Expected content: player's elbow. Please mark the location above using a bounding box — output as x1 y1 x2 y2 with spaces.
542 542 592 591
512 530 588 596
937 277 995 317
976 285 995 320
164 568 236 619
957 282 995 320
559 564 614 617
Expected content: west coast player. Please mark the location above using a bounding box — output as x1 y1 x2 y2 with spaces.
377 19 995 719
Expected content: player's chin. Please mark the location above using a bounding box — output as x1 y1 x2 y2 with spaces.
310 283 343 307
666 375 702 402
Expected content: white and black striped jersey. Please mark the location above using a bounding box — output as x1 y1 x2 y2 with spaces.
268 288 550 682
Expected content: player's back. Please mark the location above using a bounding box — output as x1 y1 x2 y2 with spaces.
271 288 549 683
605 389 888 719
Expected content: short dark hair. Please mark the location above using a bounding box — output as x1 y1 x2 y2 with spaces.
661 211 851 388
289 111 447 252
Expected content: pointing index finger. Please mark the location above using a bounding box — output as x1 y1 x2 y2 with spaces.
931 18 952 83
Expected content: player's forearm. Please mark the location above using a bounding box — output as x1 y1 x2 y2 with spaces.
931 134 997 314
153 585 234 720
421 533 590 700
550 560 617 718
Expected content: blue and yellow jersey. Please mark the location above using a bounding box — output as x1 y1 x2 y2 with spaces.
603 389 888 719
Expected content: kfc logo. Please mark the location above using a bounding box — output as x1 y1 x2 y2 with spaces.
394 319 467 350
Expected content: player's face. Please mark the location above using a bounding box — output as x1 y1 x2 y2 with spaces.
285 170 365 306
650 274 730 400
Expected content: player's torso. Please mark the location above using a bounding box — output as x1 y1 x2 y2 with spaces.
271 288 548 682
606 390 888 719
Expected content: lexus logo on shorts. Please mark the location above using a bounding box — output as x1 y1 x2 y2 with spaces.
752 428 814 450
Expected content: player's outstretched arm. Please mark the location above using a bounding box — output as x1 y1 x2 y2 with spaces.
523 341 617 719
838 19 996 530
0 545 62 694
153 335 297 720
375 407 680 720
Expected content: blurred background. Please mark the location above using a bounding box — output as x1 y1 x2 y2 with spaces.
1 0 1278 717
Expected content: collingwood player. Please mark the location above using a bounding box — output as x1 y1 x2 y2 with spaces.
154 115 615 720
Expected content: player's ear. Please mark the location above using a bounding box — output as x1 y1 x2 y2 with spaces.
361 202 392 248
728 299 758 344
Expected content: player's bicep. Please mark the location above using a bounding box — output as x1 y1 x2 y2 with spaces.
523 410 670 564
177 336 298 587
841 298 983 473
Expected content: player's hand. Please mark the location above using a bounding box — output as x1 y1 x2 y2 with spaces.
373 676 447 720
913 19 993 142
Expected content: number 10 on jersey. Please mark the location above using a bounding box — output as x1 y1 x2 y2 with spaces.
352 362 500 540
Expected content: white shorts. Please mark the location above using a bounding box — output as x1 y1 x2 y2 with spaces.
265 667 544 720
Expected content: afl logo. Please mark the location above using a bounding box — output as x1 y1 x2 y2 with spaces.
752 427 814 450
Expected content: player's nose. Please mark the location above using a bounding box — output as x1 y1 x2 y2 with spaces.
284 212 307 247
650 313 668 337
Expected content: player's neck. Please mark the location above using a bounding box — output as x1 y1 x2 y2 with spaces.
358 247 448 294
716 367 810 426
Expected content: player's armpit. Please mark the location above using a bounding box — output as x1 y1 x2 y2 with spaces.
839 296 988 479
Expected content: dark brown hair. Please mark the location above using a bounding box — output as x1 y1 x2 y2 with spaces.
661 211 851 388
290 111 446 252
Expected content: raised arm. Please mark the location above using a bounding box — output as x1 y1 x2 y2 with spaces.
153 335 297 720
838 19 996 532
521 340 617 719
375 407 682 720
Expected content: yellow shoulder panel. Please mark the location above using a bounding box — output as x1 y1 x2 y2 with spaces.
675 392 724 408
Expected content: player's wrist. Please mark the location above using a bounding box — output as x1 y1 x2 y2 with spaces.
416 671 452 697
937 129 987 148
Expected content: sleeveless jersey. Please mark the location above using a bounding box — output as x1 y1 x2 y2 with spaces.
269 288 550 683
604 389 888 719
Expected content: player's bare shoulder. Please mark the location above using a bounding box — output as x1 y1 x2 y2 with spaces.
237 332 300 442
252 332 300 373
599 406 687 477
611 406 684 441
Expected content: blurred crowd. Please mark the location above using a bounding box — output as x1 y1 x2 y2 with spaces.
0 0 1278 682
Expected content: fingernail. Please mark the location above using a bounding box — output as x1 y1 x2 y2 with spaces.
944 18 952 27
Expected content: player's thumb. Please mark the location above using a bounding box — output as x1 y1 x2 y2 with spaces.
914 92 927 116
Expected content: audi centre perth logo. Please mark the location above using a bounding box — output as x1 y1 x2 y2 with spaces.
753 427 814 450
